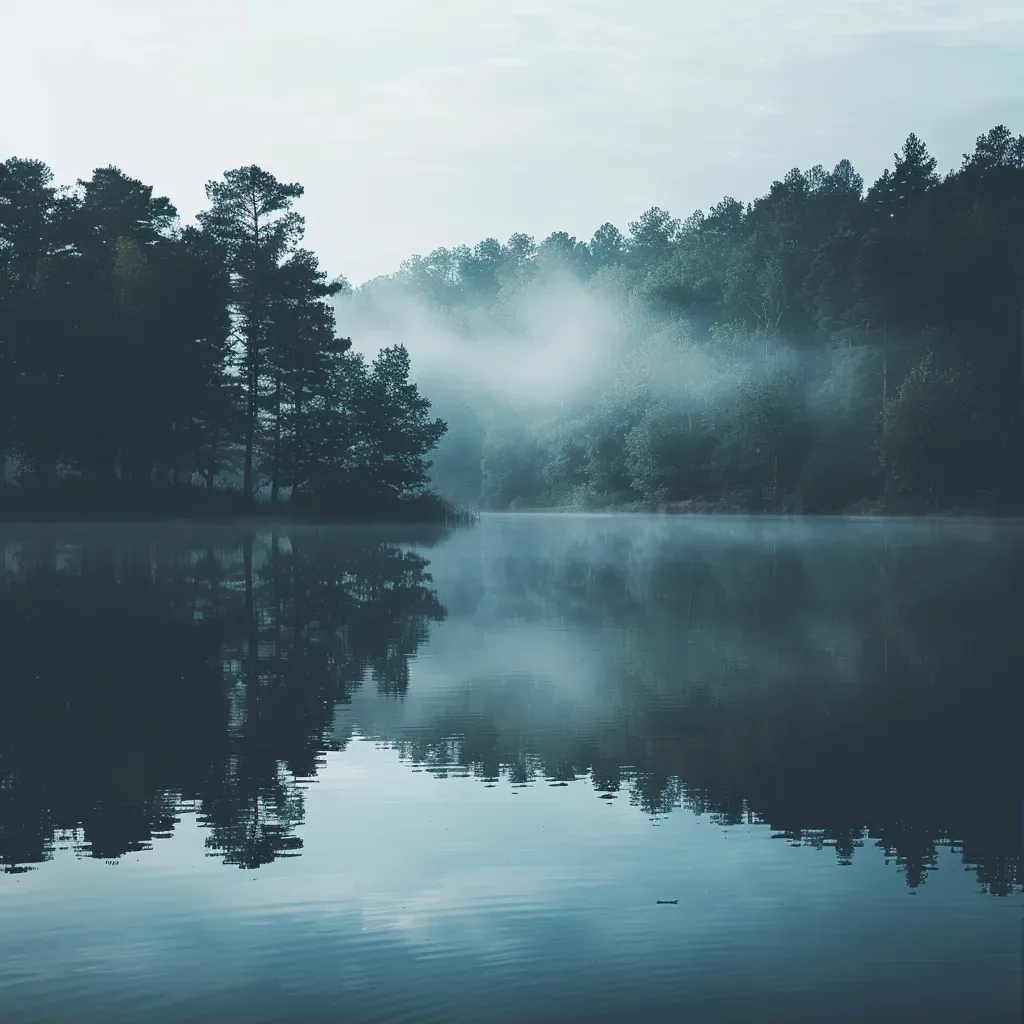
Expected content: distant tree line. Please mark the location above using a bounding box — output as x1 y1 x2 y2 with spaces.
362 125 1024 513
0 162 448 520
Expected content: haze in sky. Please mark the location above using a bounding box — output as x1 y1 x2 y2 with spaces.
3 0 1022 284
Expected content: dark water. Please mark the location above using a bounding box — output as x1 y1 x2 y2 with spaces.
2 514 1023 1023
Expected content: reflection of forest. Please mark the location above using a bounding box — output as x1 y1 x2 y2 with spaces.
0 527 446 872
2 521 1022 898
377 520 1024 896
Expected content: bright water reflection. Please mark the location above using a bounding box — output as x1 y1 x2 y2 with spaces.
1 515 1022 1022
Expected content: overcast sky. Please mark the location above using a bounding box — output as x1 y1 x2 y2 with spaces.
3 0 1022 284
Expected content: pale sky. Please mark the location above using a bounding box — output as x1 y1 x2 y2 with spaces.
3 0 1022 284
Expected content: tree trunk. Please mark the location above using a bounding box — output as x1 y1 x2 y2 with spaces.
205 423 220 489
292 390 304 499
196 446 213 490
243 363 256 503
270 380 281 505
244 212 263 506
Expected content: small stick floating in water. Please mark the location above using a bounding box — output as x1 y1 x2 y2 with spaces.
656 900 678 905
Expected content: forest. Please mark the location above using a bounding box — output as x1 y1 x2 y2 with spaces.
347 124 1024 514
0 163 449 521
3 125 1021 520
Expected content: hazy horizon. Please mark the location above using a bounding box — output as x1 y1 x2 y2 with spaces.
4 0 1022 285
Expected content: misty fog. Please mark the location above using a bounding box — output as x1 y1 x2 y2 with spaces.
327 125 1022 518
336 257 882 510
3 3 1022 1018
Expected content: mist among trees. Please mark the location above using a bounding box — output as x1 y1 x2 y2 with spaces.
346 124 1023 514
3 125 1021 521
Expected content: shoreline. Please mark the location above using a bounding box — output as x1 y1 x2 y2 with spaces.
2 508 1021 525
479 500 1024 520
1 496 1020 526
0 489 476 530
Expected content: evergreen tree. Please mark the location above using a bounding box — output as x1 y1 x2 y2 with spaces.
197 166 304 502
262 248 350 502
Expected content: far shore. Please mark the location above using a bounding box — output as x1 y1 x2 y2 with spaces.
482 498 1024 520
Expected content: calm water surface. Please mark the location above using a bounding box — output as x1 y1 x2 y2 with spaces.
1 514 1022 1022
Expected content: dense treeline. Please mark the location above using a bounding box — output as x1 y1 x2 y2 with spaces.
358 125 1024 512
0 162 448 520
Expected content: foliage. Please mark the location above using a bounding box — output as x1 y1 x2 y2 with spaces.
876 351 979 502
0 161 448 521
356 123 1022 513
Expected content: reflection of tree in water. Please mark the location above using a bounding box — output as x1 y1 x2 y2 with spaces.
4 521 1022 896
385 523 1024 895
0 528 446 872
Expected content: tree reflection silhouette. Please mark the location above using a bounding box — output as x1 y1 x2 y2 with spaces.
1 521 1022 897
0 527 446 871
378 522 1024 895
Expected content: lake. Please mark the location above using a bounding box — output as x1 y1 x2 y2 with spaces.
1 514 1022 1022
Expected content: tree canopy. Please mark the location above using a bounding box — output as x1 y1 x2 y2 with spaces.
359 124 1023 514
0 162 449 521
3 124 1021 519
